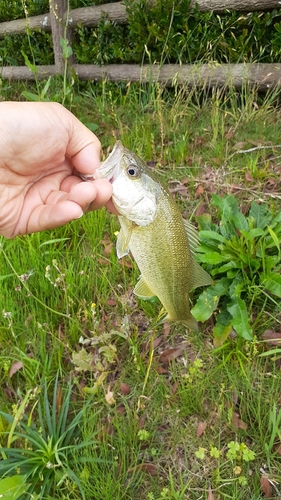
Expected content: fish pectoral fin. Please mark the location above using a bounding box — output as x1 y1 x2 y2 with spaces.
183 219 200 255
190 256 213 289
116 217 133 258
134 277 155 298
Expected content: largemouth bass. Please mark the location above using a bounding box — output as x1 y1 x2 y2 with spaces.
94 142 212 330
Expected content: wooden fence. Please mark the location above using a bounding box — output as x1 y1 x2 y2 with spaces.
0 0 281 90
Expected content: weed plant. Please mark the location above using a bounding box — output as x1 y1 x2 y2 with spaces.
0 374 101 499
193 195 281 345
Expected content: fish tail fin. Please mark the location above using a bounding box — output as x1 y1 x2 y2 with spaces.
164 312 200 332
181 315 199 332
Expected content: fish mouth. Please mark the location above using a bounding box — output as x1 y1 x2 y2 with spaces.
94 141 124 183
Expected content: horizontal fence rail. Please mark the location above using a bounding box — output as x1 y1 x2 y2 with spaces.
0 0 279 37
0 0 280 89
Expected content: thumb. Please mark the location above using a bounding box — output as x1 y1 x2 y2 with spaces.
62 106 101 175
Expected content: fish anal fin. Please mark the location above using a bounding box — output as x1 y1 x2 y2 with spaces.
134 277 155 298
190 256 213 289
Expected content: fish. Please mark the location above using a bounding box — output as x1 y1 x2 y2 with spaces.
94 141 212 330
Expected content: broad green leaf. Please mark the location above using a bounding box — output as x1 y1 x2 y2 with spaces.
272 212 281 224
213 310 233 347
248 258 261 272
263 272 281 298
227 269 241 279
211 194 225 213
196 252 228 265
199 230 226 243
219 220 237 240
196 213 213 231
211 261 238 276
41 76 52 98
212 194 239 220
191 279 229 322
229 276 245 298
227 297 253 340
263 256 280 272
240 228 264 240
60 36 73 59
21 91 40 102
249 202 271 229
267 226 281 254
21 51 38 74
0 475 27 499
232 211 248 232
196 242 218 253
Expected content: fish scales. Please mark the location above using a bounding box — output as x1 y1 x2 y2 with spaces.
124 192 194 322
94 141 212 330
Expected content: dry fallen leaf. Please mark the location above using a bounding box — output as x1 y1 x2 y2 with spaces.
9 361 23 378
261 329 281 346
275 442 281 455
232 412 248 430
155 365 169 374
195 184 204 198
137 413 146 430
128 463 158 476
172 381 178 395
56 384 62 414
119 257 133 268
232 141 248 150
194 202 208 217
105 390 116 405
260 475 272 498
107 299 117 306
159 342 189 363
116 405 126 415
245 171 255 182
104 242 113 257
120 382 131 395
197 421 207 438
163 323 171 339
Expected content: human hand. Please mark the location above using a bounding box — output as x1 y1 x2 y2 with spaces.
0 101 113 238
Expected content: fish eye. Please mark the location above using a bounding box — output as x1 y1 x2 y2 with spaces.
126 164 140 178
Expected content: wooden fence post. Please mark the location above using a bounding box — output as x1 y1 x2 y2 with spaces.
49 0 74 75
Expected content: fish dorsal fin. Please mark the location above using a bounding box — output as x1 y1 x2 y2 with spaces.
190 256 213 290
134 276 155 298
116 216 133 258
183 219 200 255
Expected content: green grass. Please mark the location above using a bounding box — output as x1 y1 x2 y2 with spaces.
0 78 281 499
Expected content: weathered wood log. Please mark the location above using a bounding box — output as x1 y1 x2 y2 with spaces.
0 0 279 38
1 63 280 91
0 14 51 37
73 63 281 91
68 2 128 28
0 65 57 79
